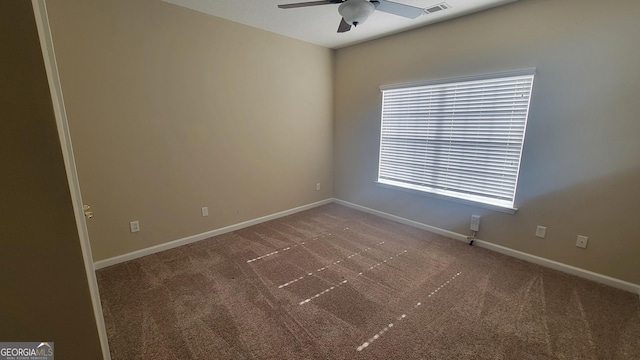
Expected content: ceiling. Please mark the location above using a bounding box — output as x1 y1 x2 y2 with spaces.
161 0 519 49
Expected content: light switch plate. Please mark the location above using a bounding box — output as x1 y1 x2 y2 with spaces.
535 226 546 238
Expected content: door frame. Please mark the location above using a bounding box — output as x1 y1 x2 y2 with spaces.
31 1 111 359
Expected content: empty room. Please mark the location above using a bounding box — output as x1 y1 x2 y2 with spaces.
3 0 639 359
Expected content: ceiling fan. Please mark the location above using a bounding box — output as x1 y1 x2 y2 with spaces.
278 0 425 33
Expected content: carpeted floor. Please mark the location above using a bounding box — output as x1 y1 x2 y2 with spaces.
96 203 640 359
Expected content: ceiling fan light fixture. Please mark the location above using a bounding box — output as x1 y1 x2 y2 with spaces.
338 0 375 27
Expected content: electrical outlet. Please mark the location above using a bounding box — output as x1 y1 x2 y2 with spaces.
316 183 321 191
470 215 481 231
130 220 140 233
535 226 546 238
576 235 588 249
201 207 209 217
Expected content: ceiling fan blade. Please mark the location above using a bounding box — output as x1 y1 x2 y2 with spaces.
375 0 424 19
278 0 342 9
337 17 352 33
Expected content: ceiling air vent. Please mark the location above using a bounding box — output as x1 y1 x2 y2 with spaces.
424 3 451 14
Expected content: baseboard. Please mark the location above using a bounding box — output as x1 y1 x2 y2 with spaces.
94 197 640 296
332 198 470 242
93 198 333 270
469 239 640 295
332 198 640 295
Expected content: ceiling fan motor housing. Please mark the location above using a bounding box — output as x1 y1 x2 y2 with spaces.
338 0 376 26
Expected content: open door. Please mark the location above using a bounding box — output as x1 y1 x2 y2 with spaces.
31 1 111 359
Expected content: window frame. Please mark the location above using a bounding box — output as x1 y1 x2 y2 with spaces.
377 69 536 213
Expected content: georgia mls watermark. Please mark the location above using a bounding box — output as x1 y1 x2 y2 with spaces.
0 342 53 360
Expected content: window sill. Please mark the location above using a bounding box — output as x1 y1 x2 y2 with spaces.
375 181 518 214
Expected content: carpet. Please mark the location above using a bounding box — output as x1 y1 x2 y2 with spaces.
96 203 640 359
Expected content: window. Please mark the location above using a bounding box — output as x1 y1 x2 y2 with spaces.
378 69 535 211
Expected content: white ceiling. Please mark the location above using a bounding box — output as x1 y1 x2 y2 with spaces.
161 0 519 49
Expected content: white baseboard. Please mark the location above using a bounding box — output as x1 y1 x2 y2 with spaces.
470 239 640 295
332 198 640 295
332 198 470 242
94 197 640 296
93 198 333 270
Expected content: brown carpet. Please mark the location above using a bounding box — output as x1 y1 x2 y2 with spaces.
96 203 640 359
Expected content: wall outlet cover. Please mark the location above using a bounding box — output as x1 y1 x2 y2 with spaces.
470 215 481 231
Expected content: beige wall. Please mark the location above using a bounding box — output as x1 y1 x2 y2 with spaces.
43 0 639 284
0 1 103 358
334 0 640 284
46 0 334 261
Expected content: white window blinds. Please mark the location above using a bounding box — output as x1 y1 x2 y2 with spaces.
378 70 535 209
